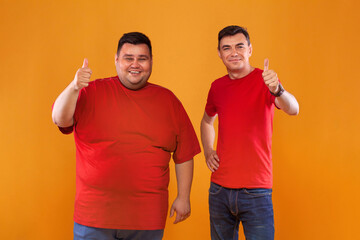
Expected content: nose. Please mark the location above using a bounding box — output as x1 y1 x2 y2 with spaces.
131 60 140 68
231 48 239 56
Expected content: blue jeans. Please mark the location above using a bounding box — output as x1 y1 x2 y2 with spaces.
73 222 164 240
209 182 274 240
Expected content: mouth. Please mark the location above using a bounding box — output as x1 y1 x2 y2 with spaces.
129 70 141 75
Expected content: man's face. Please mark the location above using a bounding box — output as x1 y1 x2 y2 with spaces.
218 33 252 73
115 43 152 90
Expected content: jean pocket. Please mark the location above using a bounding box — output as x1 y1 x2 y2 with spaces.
243 188 272 197
208 182 223 195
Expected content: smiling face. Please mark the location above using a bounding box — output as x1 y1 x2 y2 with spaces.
218 33 252 79
115 43 152 90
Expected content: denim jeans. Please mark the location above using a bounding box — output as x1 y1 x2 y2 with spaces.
209 182 274 240
73 222 164 240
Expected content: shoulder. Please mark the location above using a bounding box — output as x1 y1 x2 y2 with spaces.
243 68 264 85
251 68 263 78
89 76 117 87
254 67 263 74
211 75 229 88
146 83 186 111
82 76 118 93
146 83 179 100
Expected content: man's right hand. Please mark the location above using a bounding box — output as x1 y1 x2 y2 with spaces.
73 58 92 91
205 149 220 172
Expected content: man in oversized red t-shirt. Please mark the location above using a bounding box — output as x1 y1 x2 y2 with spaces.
201 26 299 240
52 32 201 240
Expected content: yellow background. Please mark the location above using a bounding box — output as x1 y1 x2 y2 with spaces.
1 0 359 239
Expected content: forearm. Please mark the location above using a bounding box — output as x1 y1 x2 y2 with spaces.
174 159 194 200
275 90 299 115
52 59 92 127
200 117 216 157
52 82 80 127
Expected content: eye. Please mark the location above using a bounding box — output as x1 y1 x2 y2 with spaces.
124 57 134 61
138 58 147 61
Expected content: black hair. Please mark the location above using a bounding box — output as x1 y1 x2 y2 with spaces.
117 32 152 56
218 25 250 49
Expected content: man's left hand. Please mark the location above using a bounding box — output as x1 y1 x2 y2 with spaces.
262 58 279 94
169 197 191 224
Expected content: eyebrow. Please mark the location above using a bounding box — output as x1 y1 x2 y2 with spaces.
221 43 245 49
123 54 150 59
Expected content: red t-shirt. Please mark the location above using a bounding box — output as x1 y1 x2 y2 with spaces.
59 76 200 230
205 68 276 189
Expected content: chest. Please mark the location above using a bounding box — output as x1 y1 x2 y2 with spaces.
75 88 178 150
214 78 271 115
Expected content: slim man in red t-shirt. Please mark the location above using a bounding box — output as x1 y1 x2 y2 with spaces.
52 32 200 240
201 26 299 240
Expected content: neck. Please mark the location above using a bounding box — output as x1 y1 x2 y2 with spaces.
228 65 254 79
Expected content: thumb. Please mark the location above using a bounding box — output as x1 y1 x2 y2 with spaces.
82 58 88 68
169 206 175 218
264 58 269 71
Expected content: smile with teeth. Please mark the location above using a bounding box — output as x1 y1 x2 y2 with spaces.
129 71 141 74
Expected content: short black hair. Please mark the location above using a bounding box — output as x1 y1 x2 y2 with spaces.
218 25 250 49
117 32 152 57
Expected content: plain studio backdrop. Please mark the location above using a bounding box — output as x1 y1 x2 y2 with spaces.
0 0 359 239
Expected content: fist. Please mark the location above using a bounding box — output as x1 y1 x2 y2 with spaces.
73 58 92 91
262 58 279 94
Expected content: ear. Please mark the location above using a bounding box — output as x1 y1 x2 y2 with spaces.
218 48 221 58
248 44 252 57
115 53 119 63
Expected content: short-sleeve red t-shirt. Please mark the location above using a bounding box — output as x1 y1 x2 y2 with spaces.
59 76 200 230
205 68 276 189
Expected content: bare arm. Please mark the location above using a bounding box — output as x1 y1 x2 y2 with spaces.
52 58 92 127
170 159 194 224
200 112 220 172
262 58 299 116
275 90 299 115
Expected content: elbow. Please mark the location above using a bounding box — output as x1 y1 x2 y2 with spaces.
289 110 299 116
291 97 300 116
52 112 73 128
52 111 62 126
52 116 63 127
289 104 300 116
52 111 58 125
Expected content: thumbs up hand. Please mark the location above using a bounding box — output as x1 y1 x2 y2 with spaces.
262 58 279 94
73 58 92 91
